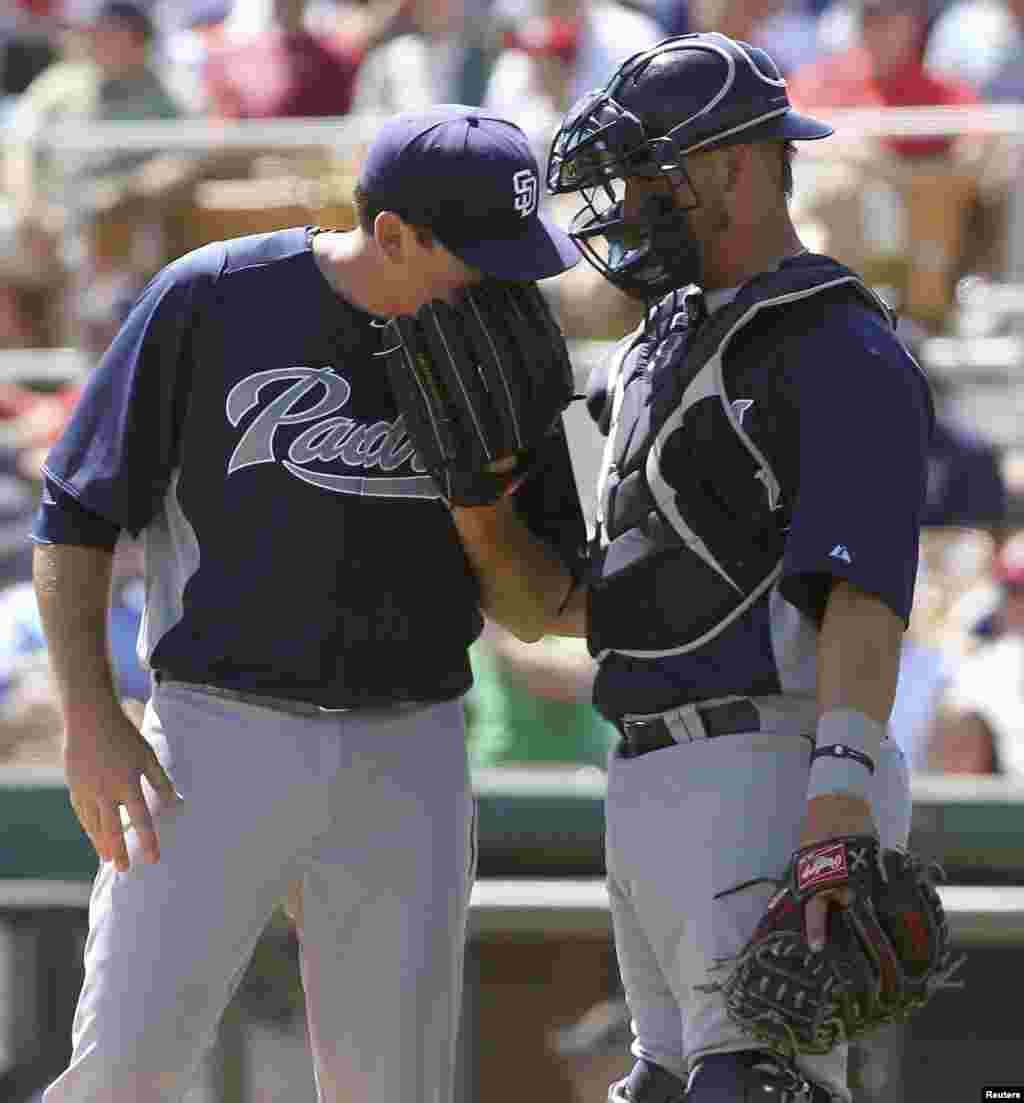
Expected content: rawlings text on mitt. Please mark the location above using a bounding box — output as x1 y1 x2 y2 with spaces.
382 281 575 506
708 835 964 1056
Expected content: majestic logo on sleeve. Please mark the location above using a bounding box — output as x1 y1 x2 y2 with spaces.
225 366 440 499
513 169 539 217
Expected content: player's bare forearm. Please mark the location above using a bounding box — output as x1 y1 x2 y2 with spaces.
35 543 177 870
817 580 902 723
451 498 587 641
800 580 903 846
32 543 122 726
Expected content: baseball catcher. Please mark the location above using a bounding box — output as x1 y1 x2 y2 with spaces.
381 280 576 506
433 28 962 1103
707 834 964 1057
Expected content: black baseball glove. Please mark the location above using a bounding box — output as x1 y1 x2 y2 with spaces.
381 281 576 506
708 835 964 1056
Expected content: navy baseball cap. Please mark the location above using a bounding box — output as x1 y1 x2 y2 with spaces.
358 105 579 281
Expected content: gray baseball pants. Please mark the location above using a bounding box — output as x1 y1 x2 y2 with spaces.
605 716 911 1103
42 680 475 1103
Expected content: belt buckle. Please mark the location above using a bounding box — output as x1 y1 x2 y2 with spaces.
621 717 676 760
622 717 657 739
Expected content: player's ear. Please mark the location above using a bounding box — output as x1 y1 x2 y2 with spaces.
373 210 408 263
374 212 436 264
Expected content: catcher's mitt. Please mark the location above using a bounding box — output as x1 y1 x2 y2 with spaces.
708 835 964 1056
381 281 575 506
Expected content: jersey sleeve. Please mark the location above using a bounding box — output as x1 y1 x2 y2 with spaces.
778 311 934 625
38 244 222 537
31 478 121 549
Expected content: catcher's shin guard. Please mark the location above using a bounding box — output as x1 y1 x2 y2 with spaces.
683 1052 834 1102
609 1060 687 1103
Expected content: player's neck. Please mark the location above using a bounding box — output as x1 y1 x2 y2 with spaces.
312 228 392 318
701 211 806 293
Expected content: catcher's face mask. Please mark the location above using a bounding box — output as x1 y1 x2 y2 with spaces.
546 88 705 300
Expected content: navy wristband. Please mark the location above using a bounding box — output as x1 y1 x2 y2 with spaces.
806 708 884 803
809 743 876 775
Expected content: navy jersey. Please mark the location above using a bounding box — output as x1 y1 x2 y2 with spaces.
34 228 584 708
593 286 934 722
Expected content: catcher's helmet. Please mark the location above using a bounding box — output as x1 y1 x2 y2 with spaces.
547 33 833 298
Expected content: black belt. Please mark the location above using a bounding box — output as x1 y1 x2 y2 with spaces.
153 672 424 718
617 699 761 758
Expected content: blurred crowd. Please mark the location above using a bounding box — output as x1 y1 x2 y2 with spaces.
2 0 1024 784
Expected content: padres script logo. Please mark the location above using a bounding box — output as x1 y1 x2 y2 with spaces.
225 367 440 499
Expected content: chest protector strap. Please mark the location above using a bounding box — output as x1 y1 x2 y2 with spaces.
588 255 893 660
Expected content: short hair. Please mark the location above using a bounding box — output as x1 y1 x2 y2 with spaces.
351 183 382 235
781 141 796 200
351 183 435 246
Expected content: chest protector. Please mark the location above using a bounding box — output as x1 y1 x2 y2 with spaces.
588 254 893 660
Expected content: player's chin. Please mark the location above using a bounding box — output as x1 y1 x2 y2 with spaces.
433 279 485 308
404 285 457 312
423 260 487 308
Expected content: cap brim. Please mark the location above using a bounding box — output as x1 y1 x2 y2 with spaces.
777 110 835 141
709 109 834 151
438 212 581 282
751 109 834 144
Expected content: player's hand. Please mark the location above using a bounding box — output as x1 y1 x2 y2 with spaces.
797 792 876 952
448 454 529 511
63 701 179 873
